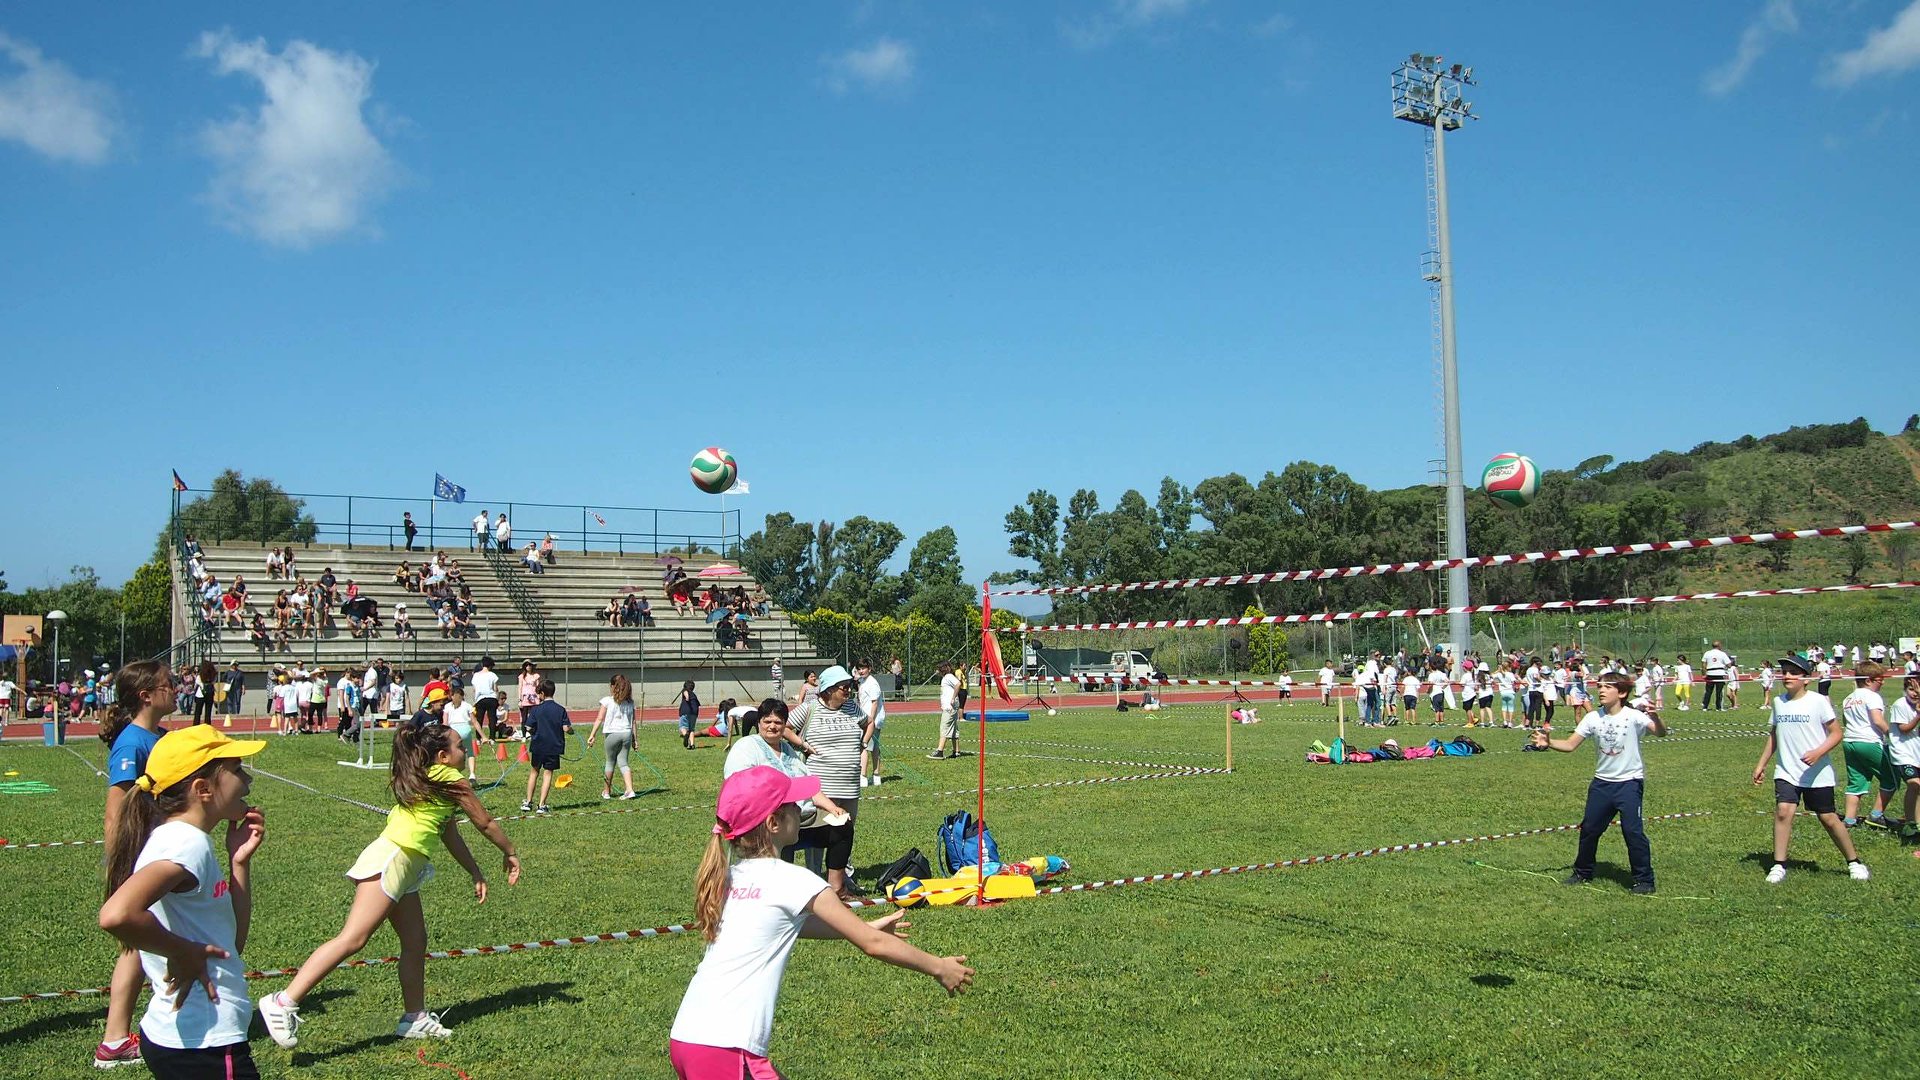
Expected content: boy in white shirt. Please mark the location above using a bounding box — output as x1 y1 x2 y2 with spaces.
1838 662 1895 829
1751 654 1869 882
1534 671 1666 893
1885 675 1920 844
1317 663 1335 708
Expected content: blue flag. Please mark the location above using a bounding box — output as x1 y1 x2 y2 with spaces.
434 474 467 503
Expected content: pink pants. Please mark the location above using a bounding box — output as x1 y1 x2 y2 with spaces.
669 1040 781 1080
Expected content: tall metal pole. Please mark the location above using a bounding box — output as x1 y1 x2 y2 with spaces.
1431 97 1471 661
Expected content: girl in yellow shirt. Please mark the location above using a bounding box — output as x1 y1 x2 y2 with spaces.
256 723 521 1049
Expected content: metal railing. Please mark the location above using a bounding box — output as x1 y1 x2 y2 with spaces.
481 546 559 654
170 489 742 559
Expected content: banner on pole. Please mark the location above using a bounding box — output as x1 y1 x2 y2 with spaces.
433 474 467 503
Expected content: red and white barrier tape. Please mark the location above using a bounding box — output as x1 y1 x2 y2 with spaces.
0 810 1710 1006
991 521 1920 596
1017 580 1920 632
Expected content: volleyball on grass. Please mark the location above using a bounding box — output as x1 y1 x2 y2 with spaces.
689 447 738 494
889 876 930 909
1481 452 1540 507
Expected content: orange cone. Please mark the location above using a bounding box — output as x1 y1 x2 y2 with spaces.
517 744 529 764
496 741 508 762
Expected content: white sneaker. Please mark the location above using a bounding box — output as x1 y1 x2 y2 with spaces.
258 992 302 1048
601 791 612 800
518 801 532 812
1765 864 1787 885
1848 861 1871 881
396 1011 452 1039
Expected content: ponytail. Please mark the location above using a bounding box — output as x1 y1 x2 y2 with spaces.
390 723 464 808
101 660 170 746
104 760 222 897
692 831 730 943
692 816 783 943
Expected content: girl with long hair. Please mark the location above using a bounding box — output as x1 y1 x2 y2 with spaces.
585 674 639 800
668 766 971 1077
91 660 177 1069
256 723 520 1048
98 726 267 1079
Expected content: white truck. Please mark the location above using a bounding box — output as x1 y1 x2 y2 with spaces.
1071 650 1160 691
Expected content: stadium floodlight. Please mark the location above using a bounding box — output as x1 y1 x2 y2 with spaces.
1391 54 1479 663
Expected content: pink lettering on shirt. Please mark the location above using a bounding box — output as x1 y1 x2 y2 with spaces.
727 885 762 900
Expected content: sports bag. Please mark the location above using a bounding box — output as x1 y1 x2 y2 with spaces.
1371 744 1403 761
1347 750 1375 763
1441 738 1475 756
877 847 933 895
938 810 1002 875
1330 738 1347 764
1403 745 1436 759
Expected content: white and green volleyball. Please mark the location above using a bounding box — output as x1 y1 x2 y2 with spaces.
1481 452 1539 507
689 447 738 494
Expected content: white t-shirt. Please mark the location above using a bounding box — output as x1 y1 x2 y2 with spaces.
1426 669 1448 697
472 514 487 536
1673 663 1692 685
1380 665 1398 693
1702 649 1729 676
1759 668 1775 691
134 820 250 1049
1770 691 1838 787
597 696 634 736
669 858 829 1056
445 701 476 734
1317 667 1335 689
0 679 16 704
1888 696 1920 768
1574 707 1659 782
857 674 886 727
1401 674 1420 697
1495 670 1516 695
939 672 961 709
1815 660 1832 681
1278 674 1293 691
1840 687 1885 744
470 669 500 702
386 683 407 714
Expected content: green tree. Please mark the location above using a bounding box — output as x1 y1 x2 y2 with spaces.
902 526 974 628
1000 490 1064 587
738 512 818 610
0 567 125 677
816 516 905 617
1885 532 1915 577
1244 606 1291 675
120 559 174 660
161 469 316 557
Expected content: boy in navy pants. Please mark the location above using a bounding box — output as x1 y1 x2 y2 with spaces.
1534 671 1667 893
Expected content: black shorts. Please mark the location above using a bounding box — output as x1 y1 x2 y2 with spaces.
1898 764 1920 783
1773 779 1837 815
531 752 561 771
140 1039 260 1080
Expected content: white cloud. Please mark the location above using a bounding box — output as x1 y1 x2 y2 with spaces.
824 37 915 95
192 30 396 248
0 31 118 164
1062 0 1204 50
1702 0 1799 96
1824 0 1920 86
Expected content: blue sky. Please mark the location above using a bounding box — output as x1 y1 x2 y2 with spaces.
4 1 1918 595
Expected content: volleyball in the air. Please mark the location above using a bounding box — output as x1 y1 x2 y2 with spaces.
1482 453 1539 507
889 876 930 909
689 447 738 494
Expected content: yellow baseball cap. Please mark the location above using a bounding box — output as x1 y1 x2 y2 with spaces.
423 687 448 705
134 726 266 794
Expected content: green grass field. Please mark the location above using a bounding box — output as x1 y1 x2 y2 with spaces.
2 700 1916 1078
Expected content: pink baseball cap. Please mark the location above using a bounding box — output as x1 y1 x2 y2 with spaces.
714 766 820 840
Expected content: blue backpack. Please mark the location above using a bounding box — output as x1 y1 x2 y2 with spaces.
938 809 1002 875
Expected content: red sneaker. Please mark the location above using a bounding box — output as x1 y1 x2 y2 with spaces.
93 1032 141 1069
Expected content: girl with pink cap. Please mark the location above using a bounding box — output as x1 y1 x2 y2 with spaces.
668 766 974 1077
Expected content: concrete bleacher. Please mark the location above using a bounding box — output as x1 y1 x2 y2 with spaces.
177 541 827 677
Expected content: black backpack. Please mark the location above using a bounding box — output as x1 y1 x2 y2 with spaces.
876 847 933 895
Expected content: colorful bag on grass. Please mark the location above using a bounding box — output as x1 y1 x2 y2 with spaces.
1309 740 1331 756
1347 750 1375 763
938 810 1002 875
1305 752 1332 763
1403 745 1436 759
1330 738 1346 764
1441 738 1475 756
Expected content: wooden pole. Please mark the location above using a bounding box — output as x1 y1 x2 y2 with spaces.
1337 682 1347 744
1225 704 1234 772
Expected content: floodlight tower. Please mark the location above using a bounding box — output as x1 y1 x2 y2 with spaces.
1392 54 1478 664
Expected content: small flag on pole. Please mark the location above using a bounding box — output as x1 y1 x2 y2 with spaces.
433 474 467 503
590 511 606 526
731 479 750 495
171 470 189 492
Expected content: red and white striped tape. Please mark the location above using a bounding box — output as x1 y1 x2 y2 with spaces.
991 520 1919 596
0 810 1710 1006
0 838 105 853
1017 580 1920 632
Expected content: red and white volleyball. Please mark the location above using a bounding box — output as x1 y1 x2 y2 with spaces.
1481 453 1539 507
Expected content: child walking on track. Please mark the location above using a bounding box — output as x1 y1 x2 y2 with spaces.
94 660 176 1069
1751 653 1870 883
98 726 267 1079
257 723 521 1048
668 766 973 1078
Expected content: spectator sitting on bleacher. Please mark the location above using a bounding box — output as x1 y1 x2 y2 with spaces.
273 590 292 633
451 596 476 638
288 582 312 638
394 560 412 589
750 585 770 616
447 558 465 586
250 610 285 652
600 597 622 626
436 603 454 637
344 595 381 638
187 550 209 584
541 533 557 565
221 588 244 628
521 541 545 574
625 594 653 627
668 579 693 615
282 546 298 580
734 611 753 649
394 602 417 640
183 533 203 558
266 546 286 580
424 552 447 586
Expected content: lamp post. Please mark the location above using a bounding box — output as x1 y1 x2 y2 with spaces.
1392 54 1478 666
46 609 67 687
1577 619 1587 654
